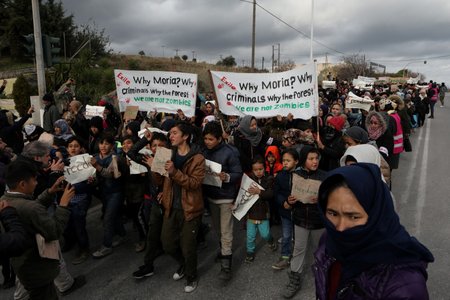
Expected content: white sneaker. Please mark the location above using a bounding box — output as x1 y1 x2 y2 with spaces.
92 246 112 258
184 280 198 293
173 266 185 281
440 105 444 108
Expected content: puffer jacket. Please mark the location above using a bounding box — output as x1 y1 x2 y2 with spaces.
291 167 327 229
313 234 430 300
160 144 205 221
203 142 242 201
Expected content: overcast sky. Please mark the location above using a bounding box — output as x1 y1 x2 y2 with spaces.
61 0 450 83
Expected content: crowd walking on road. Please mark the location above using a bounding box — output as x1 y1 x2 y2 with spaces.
0 77 437 299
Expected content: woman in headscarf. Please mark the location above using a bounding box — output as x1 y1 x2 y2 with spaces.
233 115 277 173
365 111 394 169
316 116 346 171
54 119 74 142
313 163 434 299
341 126 390 185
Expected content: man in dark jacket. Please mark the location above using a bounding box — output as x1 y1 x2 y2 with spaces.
0 201 30 257
42 93 60 133
2 160 75 299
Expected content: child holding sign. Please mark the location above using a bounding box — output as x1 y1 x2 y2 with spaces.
245 156 277 263
282 146 327 299
202 122 242 281
64 136 94 265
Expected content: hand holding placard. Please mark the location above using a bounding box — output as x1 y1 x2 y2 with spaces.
152 147 172 177
291 174 321 204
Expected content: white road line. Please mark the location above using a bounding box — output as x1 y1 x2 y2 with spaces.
414 119 431 235
400 123 426 205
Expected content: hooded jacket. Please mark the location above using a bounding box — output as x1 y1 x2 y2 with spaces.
160 144 205 221
265 145 283 176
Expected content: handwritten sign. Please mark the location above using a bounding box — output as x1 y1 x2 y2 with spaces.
152 147 172 177
322 81 336 89
346 92 374 111
210 63 318 119
124 105 139 120
114 70 197 117
291 174 321 204
85 105 105 119
232 174 265 221
64 154 96 184
203 159 222 187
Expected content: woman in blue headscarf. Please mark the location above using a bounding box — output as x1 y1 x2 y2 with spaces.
313 163 434 299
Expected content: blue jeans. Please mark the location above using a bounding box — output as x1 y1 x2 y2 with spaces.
430 101 436 117
103 192 126 247
280 216 293 257
246 219 272 254
67 195 91 249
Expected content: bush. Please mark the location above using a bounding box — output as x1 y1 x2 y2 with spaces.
12 75 36 116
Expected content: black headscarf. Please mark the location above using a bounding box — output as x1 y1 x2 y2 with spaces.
318 163 434 282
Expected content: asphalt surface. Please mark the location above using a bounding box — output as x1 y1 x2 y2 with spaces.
1 100 450 299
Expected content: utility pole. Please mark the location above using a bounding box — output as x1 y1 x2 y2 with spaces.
277 43 280 69
262 56 264 70
31 0 46 100
251 0 256 69
162 45 165 57
192 51 195 60
272 45 275 72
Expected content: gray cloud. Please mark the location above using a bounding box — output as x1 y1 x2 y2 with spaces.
62 0 450 82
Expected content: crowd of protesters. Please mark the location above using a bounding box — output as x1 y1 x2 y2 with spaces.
0 77 437 299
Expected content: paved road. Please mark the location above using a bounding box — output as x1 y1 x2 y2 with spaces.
1 101 449 299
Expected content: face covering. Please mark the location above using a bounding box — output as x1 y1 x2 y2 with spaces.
323 126 336 141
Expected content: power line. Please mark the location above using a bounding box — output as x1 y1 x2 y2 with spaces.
369 53 450 63
240 0 347 56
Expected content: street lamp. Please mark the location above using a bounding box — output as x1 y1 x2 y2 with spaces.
402 61 427 78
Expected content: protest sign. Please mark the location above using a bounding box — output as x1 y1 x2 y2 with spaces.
291 174 321 204
203 159 222 187
64 154 96 184
128 156 148 175
210 63 318 119
85 105 105 119
357 76 376 84
346 92 374 111
152 147 172 177
138 127 168 139
322 81 336 89
114 70 197 117
232 174 265 221
124 105 139 120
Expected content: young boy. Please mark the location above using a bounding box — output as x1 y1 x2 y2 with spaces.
245 156 277 262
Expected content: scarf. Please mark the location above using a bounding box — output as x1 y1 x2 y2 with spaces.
238 115 262 147
318 163 434 283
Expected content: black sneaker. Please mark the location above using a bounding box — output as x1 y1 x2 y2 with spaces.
245 253 255 263
133 265 154 279
60 275 86 296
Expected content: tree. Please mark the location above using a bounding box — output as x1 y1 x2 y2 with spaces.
181 54 188 61
12 75 36 116
275 60 296 72
139 50 145 56
333 54 369 81
217 55 236 67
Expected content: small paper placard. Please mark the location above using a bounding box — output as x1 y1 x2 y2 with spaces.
124 105 139 120
291 174 321 204
232 174 265 221
152 147 172 177
203 159 222 187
